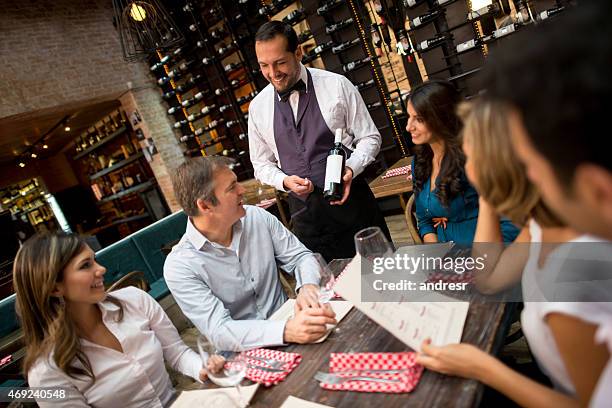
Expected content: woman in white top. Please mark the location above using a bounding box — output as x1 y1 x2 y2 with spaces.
13 232 224 407
416 99 610 407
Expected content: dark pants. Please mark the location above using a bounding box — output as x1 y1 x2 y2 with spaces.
288 177 391 263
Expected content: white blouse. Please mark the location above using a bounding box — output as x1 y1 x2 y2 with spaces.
521 220 612 395
28 287 203 407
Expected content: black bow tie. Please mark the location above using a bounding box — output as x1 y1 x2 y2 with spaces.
278 79 306 102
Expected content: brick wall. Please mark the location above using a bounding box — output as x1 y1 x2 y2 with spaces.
0 0 185 208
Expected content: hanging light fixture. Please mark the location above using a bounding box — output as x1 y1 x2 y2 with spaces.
112 0 184 62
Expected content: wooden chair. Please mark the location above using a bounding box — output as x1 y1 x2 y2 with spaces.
404 194 423 244
107 270 150 293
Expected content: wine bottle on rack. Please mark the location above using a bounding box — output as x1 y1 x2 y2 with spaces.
297 30 313 44
206 118 225 131
415 34 450 54
402 0 426 7
434 0 459 6
200 104 218 116
356 78 375 91
467 3 501 22
215 87 228 96
182 90 210 108
150 55 171 71
367 101 383 110
317 0 343 16
379 20 392 47
209 27 227 40
408 9 444 30
187 111 204 122
342 56 373 73
303 40 334 63
224 63 241 73
217 42 236 56
162 90 177 100
219 103 233 113
538 6 565 21
202 56 215 65
326 17 354 34
226 116 247 129
332 38 361 55
371 24 382 57
283 8 306 26
174 119 189 129
167 105 183 115
273 0 294 9
323 129 346 202
456 37 482 54
175 74 204 93
258 4 273 16
237 91 258 105
236 132 248 141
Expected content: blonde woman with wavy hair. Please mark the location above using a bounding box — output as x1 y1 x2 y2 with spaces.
14 232 223 407
416 98 611 408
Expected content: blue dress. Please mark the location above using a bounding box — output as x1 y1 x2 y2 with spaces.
412 160 519 244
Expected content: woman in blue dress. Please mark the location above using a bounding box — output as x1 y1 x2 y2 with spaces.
406 80 518 244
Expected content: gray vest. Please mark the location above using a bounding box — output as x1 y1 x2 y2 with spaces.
273 70 349 190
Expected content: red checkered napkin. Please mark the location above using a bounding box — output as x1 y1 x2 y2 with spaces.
425 271 474 284
320 352 423 393
381 165 412 179
242 348 301 387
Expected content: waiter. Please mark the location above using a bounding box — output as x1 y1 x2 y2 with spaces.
248 21 391 262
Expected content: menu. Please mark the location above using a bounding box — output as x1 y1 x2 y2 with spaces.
333 255 469 351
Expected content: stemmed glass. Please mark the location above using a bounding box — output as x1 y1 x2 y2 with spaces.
197 332 247 407
312 253 335 304
354 226 394 260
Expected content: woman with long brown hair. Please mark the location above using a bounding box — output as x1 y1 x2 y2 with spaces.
14 232 223 407
406 80 518 244
416 98 611 408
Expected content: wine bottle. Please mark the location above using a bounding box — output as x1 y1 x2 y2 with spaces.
409 9 444 30
415 34 449 53
317 0 343 16
371 24 382 57
323 129 346 202
297 30 313 44
326 17 354 35
226 119 242 128
217 42 236 56
215 87 228 96
200 104 218 115
356 78 375 91
187 111 204 122
181 90 210 108
224 63 241 73
303 40 334 63
342 56 372 73
434 0 459 6
167 105 183 115
161 90 176 100
538 6 565 21
206 118 225 131
367 101 383 110
237 91 258 105
202 56 215 65
379 21 392 47
173 119 189 129
201 136 227 148
219 103 233 113
402 0 426 7
283 8 305 25
209 27 227 40
467 3 501 22
332 38 361 55
150 55 171 71
175 74 204 93
237 132 248 141
258 4 273 16
455 37 481 54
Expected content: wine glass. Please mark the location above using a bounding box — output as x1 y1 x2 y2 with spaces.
197 332 247 407
354 226 394 261
312 253 335 304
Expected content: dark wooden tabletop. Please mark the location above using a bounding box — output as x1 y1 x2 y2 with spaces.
201 259 511 408
368 157 413 199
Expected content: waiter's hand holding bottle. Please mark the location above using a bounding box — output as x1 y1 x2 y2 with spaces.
329 167 353 206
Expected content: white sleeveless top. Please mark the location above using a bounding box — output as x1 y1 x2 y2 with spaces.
521 220 612 395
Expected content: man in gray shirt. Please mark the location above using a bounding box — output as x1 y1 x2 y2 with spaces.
164 156 336 350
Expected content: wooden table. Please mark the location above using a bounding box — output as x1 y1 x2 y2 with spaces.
200 259 512 408
368 157 413 211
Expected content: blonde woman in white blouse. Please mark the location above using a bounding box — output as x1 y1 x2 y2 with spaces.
13 232 224 407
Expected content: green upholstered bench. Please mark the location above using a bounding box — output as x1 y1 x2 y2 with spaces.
0 210 188 381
